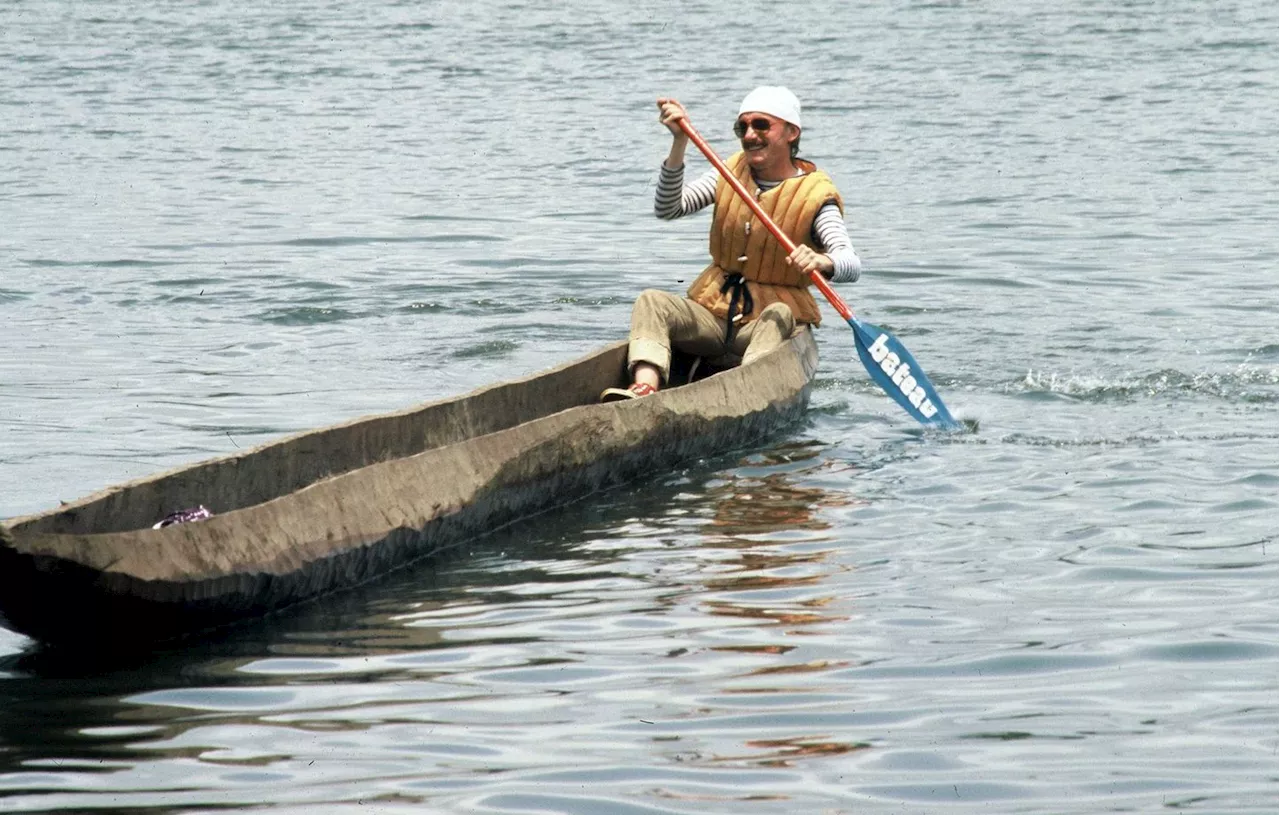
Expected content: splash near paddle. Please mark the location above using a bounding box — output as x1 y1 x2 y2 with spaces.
676 116 960 430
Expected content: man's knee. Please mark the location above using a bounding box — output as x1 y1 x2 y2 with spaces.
635 288 679 313
758 302 795 334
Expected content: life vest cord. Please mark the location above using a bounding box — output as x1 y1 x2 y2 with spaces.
719 272 754 346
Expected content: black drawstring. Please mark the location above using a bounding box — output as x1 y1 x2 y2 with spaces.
719 272 754 346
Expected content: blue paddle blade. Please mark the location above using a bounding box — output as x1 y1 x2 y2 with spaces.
849 317 960 430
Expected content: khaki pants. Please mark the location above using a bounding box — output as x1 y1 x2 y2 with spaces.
627 289 796 383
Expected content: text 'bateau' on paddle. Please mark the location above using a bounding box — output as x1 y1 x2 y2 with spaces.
676 114 960 431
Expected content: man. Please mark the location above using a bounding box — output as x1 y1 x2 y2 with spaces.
602 86 861 402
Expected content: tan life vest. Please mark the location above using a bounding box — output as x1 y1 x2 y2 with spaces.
685 151 844 326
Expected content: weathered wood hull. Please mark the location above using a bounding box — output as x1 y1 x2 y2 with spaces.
0 330 818 646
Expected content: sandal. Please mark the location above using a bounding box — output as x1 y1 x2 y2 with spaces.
599 382 658 403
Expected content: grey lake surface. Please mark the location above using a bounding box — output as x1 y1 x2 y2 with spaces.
1 1 1276 812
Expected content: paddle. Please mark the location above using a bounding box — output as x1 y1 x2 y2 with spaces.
676 117 960 430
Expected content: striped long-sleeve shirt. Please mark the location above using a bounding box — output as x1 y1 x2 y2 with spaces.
654 162 861 283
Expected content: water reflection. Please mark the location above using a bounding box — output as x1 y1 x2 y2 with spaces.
726 736 871 768
701 442 864 539
0 438 870 808
618 442 877 771
687 443 861 636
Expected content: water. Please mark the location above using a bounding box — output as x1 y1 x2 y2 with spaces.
1 0 1276 811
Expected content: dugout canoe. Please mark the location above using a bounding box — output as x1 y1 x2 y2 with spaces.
0 329 819 647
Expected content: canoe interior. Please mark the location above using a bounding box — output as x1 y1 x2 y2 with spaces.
8 342 636 537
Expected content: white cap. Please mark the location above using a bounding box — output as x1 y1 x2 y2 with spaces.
738 86 802 129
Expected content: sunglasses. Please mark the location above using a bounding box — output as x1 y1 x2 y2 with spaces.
733 116 777 138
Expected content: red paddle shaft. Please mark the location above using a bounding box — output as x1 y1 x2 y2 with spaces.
677 118 856 323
